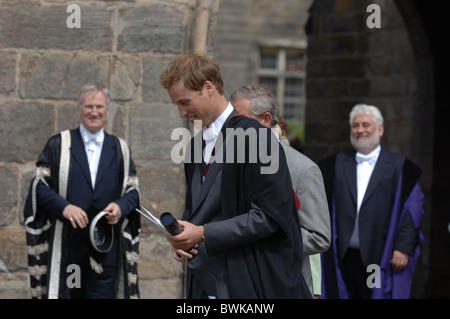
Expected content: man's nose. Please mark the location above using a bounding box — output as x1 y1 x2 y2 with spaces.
90 107 99 115
178 105 187 118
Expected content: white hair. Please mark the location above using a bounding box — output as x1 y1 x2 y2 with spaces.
78 83 110 108
349 103 384 127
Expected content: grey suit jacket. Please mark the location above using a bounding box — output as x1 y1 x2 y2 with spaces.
281 141 331 295
185 165 230 298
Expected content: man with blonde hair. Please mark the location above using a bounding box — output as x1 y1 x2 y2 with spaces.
159 53 312 299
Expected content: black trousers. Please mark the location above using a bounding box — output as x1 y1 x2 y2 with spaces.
340 248 372 299
186 268 231 299
70 239 119 299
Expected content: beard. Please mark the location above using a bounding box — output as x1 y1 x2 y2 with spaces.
350 132 380 154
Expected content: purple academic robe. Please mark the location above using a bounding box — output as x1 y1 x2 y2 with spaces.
319 155 424 299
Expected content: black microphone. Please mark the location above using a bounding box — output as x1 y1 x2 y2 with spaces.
160 212 183 235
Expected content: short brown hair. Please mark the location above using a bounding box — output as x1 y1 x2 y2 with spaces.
159 53 224 95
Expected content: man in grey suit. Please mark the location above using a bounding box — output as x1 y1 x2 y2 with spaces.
231 84 331 298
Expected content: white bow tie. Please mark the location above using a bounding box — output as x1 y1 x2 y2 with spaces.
84 131 104 144
355 153 377 165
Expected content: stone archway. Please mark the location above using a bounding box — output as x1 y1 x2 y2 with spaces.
397 0 450 299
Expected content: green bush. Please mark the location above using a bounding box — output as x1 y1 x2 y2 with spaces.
286 119 305 145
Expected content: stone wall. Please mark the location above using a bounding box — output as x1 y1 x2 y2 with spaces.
305 0 434 166
0 0 220 298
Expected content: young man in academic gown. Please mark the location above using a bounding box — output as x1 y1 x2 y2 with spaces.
159 53 312 299
23 84 141 299
319 103 425 299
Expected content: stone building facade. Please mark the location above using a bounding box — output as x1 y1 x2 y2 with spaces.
0 0 219 298
0 0 448 299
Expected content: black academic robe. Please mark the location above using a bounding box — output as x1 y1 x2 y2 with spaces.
183 111 312 299
23 129 141 299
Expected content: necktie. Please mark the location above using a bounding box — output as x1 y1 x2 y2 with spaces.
86 135 103 163
202 124 217 165
87 139 96 162
84 132 104 187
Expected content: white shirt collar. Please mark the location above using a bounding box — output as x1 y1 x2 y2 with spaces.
202 103 233 142
80 124 104 144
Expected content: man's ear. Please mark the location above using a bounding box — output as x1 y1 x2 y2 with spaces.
262 112 272 127
203 81 214 97
378 124 384 137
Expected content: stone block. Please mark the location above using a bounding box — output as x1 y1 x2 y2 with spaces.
0 101 55 163
329 35 357 56
305 101 333 123
306 121 348 145
308 0 335 14
137 231 184 298
129 102 186 162
0 51 16 94
307 79 348 98
306 35 329 56
138 166 186 219
348 79 370 97
335 0 368 12
0 3 113 51
0 229 27 272
323 12 366 33
110 55 141 101
0 273 29 299
138 234 183 279
104 102 126 139
139 277 183 299
371 76 403 96
117 3 186 53
324 57 366 77
142 55 175 103
370 52 391 75
0 167 19 227
19 52 110 99
56 103 81 132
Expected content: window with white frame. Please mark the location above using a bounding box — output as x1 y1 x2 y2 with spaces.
257 48 306 121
